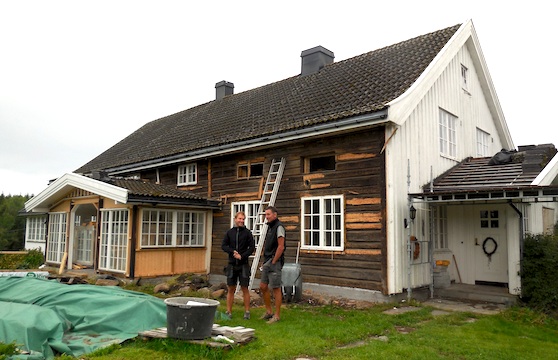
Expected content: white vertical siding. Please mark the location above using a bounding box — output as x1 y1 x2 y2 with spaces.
385 45 506 294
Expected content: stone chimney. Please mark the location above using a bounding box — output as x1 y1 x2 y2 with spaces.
301 46 334 76
215 81 234 100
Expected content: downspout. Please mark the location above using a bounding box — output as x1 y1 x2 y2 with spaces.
508 201 524 296
407 159 412 301
129 205 138 279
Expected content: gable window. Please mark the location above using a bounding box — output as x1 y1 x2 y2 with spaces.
231 201 261 232
461 64 469 90
439 109 457 158
141 209 206 248
301 195 344 251
26 216 47 243
46 212 67 263
432 206 448 249
99 209 129 273
178 163 197 185
237 161 264 179
305 155 336 173
476 128 490 157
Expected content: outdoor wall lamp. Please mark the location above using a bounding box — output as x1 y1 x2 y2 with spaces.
409 205 416 221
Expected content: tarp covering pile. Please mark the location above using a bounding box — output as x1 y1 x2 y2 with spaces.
0 276 167 359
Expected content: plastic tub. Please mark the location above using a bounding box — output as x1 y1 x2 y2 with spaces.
164 297 220 340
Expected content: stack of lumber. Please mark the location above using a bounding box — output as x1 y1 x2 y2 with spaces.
212 324 255 343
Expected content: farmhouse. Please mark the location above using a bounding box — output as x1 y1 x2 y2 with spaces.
22 20 558 301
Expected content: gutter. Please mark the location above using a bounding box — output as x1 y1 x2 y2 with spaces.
101 110 389 175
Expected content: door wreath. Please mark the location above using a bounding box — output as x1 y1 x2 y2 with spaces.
411 236 420 260
482 237 498 261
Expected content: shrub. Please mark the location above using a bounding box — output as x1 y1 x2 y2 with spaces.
521 233 558 316
0 249 44 269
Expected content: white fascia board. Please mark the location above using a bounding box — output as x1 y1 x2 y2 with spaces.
24 173 128 212
532 153 558 186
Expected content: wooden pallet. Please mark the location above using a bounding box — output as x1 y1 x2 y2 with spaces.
139 324 255 347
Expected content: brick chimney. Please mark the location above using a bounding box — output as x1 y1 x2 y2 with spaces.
301 46 334 76
215 81 234 100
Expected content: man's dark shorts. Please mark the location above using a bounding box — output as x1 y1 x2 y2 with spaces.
226 263 251 287
260 260 282 288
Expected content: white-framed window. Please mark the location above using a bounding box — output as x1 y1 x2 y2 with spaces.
99 209 129 273
178 163 197 185
26 216 47 243
46 212 67 263
141 209 206 247
461 64 468 90
432 206 448 249
476 128 490 157
439 108 457 158
231 201 261 232
301 195 344 251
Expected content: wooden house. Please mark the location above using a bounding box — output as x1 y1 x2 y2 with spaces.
23 20 558 300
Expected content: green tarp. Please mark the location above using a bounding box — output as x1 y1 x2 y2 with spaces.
0 276 167 359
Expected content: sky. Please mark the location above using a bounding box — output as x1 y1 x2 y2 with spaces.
1 1 556 196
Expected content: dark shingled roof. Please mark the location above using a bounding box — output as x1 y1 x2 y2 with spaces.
110 178 220 207
76 24 461 174
421 145 558 194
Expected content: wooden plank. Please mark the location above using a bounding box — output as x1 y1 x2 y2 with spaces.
337 153 376 161
346 198 381 206
345 213 382 223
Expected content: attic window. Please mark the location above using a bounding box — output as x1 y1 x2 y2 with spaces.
177 163 197 186
306 155 336 173
237 161 264 179
461 64 468 91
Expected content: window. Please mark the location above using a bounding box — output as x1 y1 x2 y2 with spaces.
480 210 499 228
432 206 448 249
26 216 47 243
439 109 457 158
461 64 468 90
141 209 206 247
301 195 344 251
231 201 261 232
476 128 490 157
305 155 336 173
99 209 129 272
237 161 263 179
46 212 67 263
178 163 197 185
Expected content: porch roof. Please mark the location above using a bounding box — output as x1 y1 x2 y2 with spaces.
24 173 220 213
411 145 558 203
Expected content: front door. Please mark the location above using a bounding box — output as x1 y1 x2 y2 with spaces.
474 208 508 284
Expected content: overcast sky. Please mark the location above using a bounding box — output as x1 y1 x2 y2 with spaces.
1 1 556 196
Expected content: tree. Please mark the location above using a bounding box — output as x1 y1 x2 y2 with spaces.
0 194 31 250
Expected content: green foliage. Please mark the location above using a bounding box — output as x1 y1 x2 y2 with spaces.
0 342 18 359
0 194 31 251
521 232 558 316
0 249 44 269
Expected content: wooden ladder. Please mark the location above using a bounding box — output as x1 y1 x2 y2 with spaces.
247 157 286 290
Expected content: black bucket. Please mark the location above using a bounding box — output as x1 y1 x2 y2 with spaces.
164 297 220 340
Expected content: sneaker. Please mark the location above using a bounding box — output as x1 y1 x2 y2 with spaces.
267 316 280 324
224 311 232 320
243 311 250 320
260 312 273 320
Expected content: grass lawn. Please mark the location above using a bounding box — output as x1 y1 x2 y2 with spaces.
76 300 558 360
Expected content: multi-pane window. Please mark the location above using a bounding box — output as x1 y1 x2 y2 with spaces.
476 128 490 157
432 206 448 249
480 210 499 228
177 163 197 185
26 216 47 243
99 209 129 272
46 212 67 263
141 209 206 247
439 109 457 158
231 201 261 232
301 195 344 251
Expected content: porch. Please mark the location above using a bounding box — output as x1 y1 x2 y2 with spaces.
433 283 518 306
